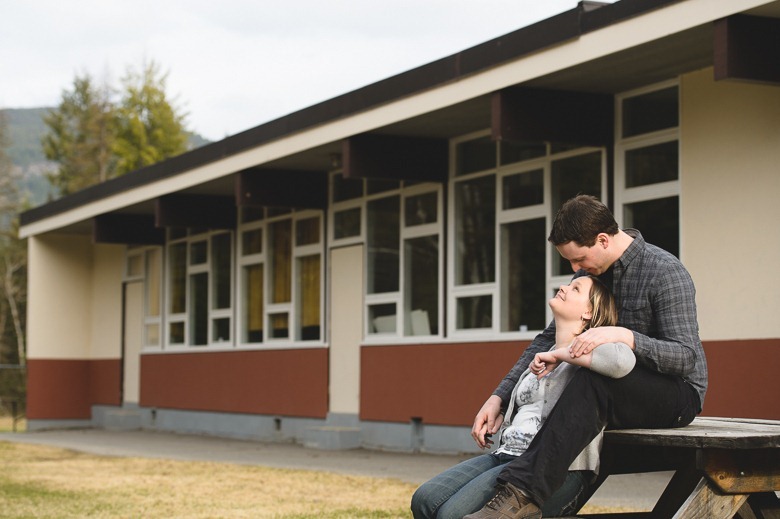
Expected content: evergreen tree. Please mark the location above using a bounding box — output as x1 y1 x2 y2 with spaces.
42 61 190 196
114 60 188 175
42 75 116 196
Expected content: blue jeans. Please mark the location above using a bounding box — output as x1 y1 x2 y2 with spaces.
411 452 592 519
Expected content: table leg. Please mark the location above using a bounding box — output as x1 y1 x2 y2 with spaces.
672 478 748 519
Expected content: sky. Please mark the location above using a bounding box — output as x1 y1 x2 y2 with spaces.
1 1 616 142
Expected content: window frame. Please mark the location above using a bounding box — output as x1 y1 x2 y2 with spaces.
448 130 609 338
614 79 681 257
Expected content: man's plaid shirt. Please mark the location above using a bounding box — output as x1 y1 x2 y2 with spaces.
495 229 708 411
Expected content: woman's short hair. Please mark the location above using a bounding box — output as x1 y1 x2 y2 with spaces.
583 275 618 331
549 194 619 247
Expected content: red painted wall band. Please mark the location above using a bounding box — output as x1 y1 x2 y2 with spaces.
140 348 328 418
360 339 780 425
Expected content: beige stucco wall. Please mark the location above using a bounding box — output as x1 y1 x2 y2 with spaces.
680 67 780 341
89 244 124 359
328 245 364 415
27 234 123 359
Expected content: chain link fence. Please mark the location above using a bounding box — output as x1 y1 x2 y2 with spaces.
0 364 26 432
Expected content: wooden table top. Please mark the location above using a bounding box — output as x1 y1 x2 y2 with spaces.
603 417 780 449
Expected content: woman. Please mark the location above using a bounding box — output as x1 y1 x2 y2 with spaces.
411 275 635 518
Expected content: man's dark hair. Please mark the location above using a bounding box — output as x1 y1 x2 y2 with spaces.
548 194 619 246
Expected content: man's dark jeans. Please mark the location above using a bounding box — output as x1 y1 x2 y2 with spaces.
497 363 700 506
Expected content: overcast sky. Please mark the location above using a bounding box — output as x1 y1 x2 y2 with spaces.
1 1 616 141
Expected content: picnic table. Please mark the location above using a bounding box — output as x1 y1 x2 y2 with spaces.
578 417 780 518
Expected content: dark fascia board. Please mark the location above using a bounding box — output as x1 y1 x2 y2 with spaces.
20 0 685 229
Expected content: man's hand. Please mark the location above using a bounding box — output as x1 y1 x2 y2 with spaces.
569 326 635 358
471 395 504 449
533 351 560 379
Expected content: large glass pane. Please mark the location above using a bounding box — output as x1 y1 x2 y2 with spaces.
269 313 289 339
457 295 492 329
369 303 396 334
456 136 496 176
367 196 400 294
296 216 320 246
500 140 546 165
211 233 231 310
242 228 262 255
624 196 679 258
145 249 161 317
126 254 143 277
212 318 230 343
622 86 678 138
625 141 678 187
168 243 186 313
269 220 292 304
334 208 361 239
189 240 207 265
405 236 438 336
169 322 184 344
455 175 496 285
189 272 208 346
551 152 602 276
501 218 546 332
503 169 544 209
242 264 264 343
145 323 160 346
405 192 437 226
298 255 321 340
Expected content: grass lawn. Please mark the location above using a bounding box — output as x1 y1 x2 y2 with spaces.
0 441 417 518
0 416 631 517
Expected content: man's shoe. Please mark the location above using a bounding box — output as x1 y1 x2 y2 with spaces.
463 482 541 519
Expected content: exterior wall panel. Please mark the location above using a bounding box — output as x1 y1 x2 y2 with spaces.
360 341 523 426
26 358 120 419
27 235 93 359
140 349 328 418
681 67 780 341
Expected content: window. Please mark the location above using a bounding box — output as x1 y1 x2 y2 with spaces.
125 246 163 348
330 171 442 339
165 230 233 347
238 208 324 345
450 131 606 336
616 82 680 258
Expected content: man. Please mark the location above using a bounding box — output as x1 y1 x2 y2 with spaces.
466 195 707 519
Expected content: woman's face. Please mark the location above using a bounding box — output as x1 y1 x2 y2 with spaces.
549 276 593 322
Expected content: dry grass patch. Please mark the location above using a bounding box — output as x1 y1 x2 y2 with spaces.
0 441 416 518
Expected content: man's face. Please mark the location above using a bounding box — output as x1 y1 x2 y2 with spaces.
556 238 611 275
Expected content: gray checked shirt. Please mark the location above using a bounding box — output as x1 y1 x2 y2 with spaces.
494 229 708 411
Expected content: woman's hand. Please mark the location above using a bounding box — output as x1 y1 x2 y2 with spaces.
533 351 560 379
471 395 504 449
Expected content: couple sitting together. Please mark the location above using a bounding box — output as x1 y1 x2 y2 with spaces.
412 195 707 519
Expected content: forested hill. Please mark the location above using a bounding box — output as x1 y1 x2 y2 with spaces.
1 107 211 206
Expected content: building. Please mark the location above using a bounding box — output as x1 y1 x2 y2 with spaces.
19 0 780 454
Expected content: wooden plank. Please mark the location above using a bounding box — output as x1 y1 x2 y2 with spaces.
604 417 780 450
672 478 748 519
342 134 447 182
714 15 780 85
702 449 780 494
491 86 613 146
156 195 237 229
236 168 327 209
93 213 165 245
